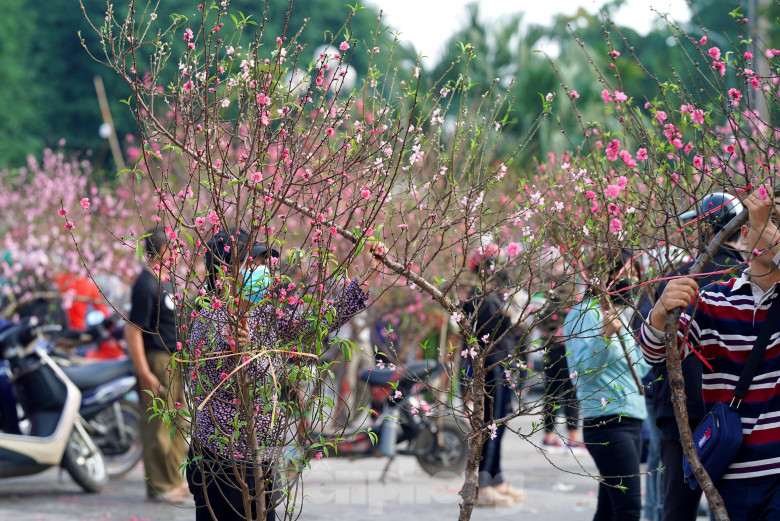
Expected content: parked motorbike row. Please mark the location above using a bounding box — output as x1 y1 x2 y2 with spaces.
0 315 141 493
1 315 470 494
50 315 142 479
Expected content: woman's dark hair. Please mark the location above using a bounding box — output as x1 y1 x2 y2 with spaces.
205 228 250 291
604 248 643 284
144 227 169 259
586 248 643 287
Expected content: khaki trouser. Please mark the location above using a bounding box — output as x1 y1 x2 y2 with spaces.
139 349 188 497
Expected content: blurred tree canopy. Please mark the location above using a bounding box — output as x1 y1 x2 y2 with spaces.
427 0 779 165
0 0 414 168
0 0 43 163
429 3 688 162
0 0 776 169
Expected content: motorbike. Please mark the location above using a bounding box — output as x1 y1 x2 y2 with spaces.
305 360 469 480
54 311 127 360
55 355 141 478
0 317 108 492
48 319 142 479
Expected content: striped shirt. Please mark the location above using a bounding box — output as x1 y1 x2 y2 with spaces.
640 272 780 480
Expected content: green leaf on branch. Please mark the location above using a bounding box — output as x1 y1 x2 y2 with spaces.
181 229 194 247
161 143 182 155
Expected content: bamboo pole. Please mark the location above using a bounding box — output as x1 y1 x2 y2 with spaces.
94 76 127 172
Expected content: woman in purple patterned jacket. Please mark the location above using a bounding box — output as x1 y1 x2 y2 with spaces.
186 228 383 521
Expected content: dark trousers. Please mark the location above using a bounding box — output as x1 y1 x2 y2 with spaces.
186 446 277 521
583 416 643 521
478 383 512 487
718 474 780 521
660 438 701 521
644 400 663 521
542 347 579 432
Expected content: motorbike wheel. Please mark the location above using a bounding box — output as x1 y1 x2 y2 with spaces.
93 399 143 478
414 417 469 477
61 420 109 493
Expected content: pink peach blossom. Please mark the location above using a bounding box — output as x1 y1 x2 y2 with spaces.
609 218 623 233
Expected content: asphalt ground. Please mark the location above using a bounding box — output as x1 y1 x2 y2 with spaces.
0 413 700 521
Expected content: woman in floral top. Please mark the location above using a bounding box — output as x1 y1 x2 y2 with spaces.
186 229 383 521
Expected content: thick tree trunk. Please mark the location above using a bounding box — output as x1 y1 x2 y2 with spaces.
662 208 747 521
458 344 486 521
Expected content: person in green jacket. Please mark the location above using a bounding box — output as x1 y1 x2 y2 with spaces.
564 248 651 521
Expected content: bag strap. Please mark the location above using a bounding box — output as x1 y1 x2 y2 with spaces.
732 293 780 408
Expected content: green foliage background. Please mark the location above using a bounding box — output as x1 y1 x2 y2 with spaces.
0 0 776 169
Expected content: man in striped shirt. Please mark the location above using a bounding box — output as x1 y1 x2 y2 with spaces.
639 185 780 521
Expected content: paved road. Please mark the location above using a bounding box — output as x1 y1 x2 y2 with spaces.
0 414 676 521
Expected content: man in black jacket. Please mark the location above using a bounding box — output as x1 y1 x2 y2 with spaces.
462 247 526 507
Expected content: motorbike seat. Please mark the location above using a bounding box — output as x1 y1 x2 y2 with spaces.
61 358 134 391
59 322 109 342
359 366 400 387
59 329 91 340
359 360 443 387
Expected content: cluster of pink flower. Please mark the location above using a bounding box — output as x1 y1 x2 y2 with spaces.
0 149 157 302
601 89 628 103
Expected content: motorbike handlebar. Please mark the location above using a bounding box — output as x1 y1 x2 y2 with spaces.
0 318 64 360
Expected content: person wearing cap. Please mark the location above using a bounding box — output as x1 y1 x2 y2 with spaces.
186 229 384 521
251 243 280 264
633 193 745 521
639 185 780 521
241 244 278 302
126 227 189 503
462 245 527 507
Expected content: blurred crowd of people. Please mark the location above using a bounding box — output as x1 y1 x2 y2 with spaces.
461 188 780 521
3 186 779 521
